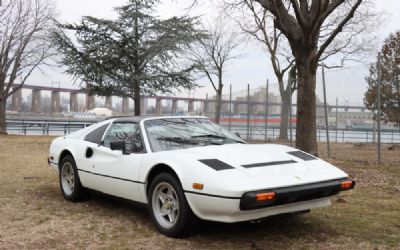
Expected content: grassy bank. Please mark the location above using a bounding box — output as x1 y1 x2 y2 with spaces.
0 135 399 249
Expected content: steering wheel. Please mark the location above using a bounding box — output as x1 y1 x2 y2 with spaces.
115 131 129 140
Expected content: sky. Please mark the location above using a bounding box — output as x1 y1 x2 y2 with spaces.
27 0 400 106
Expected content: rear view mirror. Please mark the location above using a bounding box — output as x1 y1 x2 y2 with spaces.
110 140 129 155
234 132 241 138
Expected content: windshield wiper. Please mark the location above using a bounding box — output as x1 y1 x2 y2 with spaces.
157 136 198 145
191 134 227 139
192 134 246 144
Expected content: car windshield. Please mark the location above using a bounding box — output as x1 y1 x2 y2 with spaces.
144 117 245 152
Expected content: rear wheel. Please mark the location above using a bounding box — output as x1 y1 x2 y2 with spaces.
59 155 86 201
148 172 197 237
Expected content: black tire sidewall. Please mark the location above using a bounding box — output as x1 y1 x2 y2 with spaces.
59 155 84 201
148 172 195 237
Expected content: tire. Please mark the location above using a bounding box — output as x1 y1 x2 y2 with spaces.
59 155 86 201
148 172 198 237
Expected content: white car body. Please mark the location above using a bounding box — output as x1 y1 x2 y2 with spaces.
48 116 354 223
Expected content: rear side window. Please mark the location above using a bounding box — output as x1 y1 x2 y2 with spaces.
84 124 109 144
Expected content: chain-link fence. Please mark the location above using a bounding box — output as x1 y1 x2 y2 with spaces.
198 82 400 147
7 81 399 146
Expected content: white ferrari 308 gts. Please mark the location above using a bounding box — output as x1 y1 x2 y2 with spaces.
48 116 355 237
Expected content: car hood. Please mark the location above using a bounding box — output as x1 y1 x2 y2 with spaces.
162 143 348 191
182 143 301 171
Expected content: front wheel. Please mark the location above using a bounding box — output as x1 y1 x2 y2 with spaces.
148 172 197 237
59 155 86 201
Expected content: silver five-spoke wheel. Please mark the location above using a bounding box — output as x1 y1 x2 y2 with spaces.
148 172 197 236
61 162 75 196
151 182 180 229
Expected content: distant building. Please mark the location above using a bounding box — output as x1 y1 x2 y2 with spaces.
322 110 374 127
201 87 282 117
248 88 280 115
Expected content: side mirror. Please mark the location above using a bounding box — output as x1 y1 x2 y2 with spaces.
110 140 129 155
234 132 241 138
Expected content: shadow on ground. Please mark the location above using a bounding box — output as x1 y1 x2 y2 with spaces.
79 189 338 246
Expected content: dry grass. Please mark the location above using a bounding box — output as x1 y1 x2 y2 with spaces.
0 135 399 249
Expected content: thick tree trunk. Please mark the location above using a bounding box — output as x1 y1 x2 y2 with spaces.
296 61 318 155
215 89 222 124
279 88 291 140
0 99 7 134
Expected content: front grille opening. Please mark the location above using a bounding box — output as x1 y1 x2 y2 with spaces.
277 189 340 205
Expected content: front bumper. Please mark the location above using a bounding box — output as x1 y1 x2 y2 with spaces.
185 178 355 223
240 178 355 210
185 194 333 223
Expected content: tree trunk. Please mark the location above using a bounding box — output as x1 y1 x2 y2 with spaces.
133 4 140 117
296 61 318 155
279 88 290 140
133 82 141 116
215 89 222 124
0 99 7 134
133 97 140 116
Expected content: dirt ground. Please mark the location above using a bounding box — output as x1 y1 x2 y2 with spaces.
0 135 399 249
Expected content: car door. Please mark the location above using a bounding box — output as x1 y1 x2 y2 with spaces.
88 121 146 202
77 122 111 189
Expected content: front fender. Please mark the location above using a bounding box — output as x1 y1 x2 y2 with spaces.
139 153 250 202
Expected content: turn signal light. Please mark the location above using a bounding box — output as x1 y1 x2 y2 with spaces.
256 192 275 202
192 183 204 190
341 180 354 190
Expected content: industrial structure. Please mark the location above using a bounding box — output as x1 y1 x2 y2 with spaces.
7 84 371 125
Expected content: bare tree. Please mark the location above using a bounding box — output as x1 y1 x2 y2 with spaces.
225 0 377 142
0 0 55 134
188 23 242 124
221 0 374 154
228 1 295 139
256 0 381 155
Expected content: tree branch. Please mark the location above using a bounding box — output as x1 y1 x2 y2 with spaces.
289 0 307 29
316 0 362 61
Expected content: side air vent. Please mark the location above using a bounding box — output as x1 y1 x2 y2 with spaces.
199 159 234 171
287 151 317 161
85 147 93 158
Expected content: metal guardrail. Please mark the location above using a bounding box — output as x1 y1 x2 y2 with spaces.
5 118 400 144
6 119 97 135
